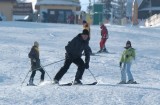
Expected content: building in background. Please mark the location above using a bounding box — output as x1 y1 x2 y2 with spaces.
138 0 160 19
13 3 33 21
35 0 81 23
92 3 104 25
0 0 16 21
127 0 160 20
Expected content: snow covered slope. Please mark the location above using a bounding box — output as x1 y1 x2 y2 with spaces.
0 21 160 105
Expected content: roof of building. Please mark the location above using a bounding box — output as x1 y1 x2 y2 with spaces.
139 7 160 11
139 0 160 11
36 0 80 7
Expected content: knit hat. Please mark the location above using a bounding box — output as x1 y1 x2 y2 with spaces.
125 40 131 48
126 40 131 46
34 41 39 47
100 23 105 29
82 29 89 36
82 20 87 24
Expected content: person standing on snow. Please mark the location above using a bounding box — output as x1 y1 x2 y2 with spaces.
28 41 45 85
83 20 90 37
82 20 92 54
53 29 90 85
98 23 109 53
119 40 136 84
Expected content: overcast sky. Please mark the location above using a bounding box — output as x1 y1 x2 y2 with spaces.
80 0 89 11
80 0 98 11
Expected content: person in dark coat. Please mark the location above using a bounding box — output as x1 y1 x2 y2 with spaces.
28 41 45 85
53 29 90 85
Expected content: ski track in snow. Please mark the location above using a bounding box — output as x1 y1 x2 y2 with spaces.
0 22 160 105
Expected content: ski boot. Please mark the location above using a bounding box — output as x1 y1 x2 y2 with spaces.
73 79 82 85
127 80 137 84
39 79 44 85
118 81 126 84
97 49 102 53
102 48 109 53
52 79 59 85
27 78 36 86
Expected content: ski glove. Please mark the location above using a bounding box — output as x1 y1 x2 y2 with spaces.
32 59 36 62
85 63 89 69
119 62 122 68
126 55 129 58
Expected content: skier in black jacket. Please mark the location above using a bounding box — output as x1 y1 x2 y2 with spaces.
53 29 90 85
28 41 45 85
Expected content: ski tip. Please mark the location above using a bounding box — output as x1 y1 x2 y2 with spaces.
92 82 98 85
27 84 37 86
84 82 98 85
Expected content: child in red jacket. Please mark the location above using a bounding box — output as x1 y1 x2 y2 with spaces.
98 23 109 53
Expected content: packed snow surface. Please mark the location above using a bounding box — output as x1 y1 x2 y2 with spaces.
0 21 160 105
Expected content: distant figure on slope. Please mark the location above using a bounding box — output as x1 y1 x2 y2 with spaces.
119 40 136 84
83 20 90 37
53 29 90 85
82 20 92 54
97 23 109 53
28 41 45 85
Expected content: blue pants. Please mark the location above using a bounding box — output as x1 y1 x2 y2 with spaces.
121 62 134 82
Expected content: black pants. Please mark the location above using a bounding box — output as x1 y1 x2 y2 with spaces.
30 66 45 81
54 57 85 81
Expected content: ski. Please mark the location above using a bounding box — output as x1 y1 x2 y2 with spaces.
118 81 138 84
90 53 102 56
127 81 138 84
59 82 97 86
59 83 72 86
83 82 97 85
27 84 37 86
95 52 116 55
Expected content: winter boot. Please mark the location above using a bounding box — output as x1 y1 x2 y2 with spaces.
73 79 82 85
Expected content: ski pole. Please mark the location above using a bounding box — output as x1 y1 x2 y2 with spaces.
21 59 64 86
87 69 98 83
41 65 52 81
32 59 65 72
21 69 31 86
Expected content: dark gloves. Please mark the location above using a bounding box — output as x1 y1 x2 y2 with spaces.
119 62 122 68
85 63 89 69
32 59 36 62
32 59 40 67
32 59 37 66
126 55 129 58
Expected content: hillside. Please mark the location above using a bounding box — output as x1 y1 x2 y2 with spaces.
0 21 160 105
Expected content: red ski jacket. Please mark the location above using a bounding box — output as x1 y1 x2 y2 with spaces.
101 25 108 39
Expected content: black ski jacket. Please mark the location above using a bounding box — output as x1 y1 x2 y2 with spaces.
65 34 90 63
28 46 40 67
